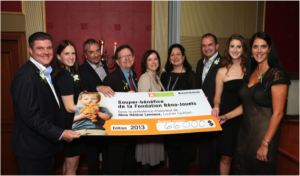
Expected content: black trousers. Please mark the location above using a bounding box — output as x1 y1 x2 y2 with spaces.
107 143 136 175
84 136 112 175
165 133 197 175
17 156 54 175
198 132 220 175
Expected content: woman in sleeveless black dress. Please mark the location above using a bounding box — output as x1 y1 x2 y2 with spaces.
52 40 87 174
211 34 247 175
218 32 290 174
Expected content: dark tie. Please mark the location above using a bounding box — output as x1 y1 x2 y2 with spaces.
128 74 136 91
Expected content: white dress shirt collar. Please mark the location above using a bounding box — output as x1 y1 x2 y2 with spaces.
29 57 60 107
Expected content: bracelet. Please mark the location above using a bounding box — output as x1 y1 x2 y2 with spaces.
263 138 270 145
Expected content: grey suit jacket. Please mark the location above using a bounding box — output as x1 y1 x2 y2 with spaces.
138 71 165 92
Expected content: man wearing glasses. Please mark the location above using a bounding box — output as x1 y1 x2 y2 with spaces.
103 45 138 174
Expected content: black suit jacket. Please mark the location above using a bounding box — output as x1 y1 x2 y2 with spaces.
10 60 64 159
196 54 222 107
103 67 138 146
80 60 109 91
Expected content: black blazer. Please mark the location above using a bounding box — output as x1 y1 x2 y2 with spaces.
103 67 138 146
80 60 109 92
10 61 64 159
196 54 222 107
103 67 138 92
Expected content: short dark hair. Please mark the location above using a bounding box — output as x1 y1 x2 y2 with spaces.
164 43 192 72
201 33 218 44
141 50 161 73
82 39 100 54
114 44 134 59
28 32 53 49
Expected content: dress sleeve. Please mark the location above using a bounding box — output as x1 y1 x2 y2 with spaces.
270 67 291 86
56 71 74 96
189 70 200 89
160 72 168 89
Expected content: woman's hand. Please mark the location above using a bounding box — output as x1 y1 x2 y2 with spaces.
217 115 227 125
211 107 220 118
256 141 269 163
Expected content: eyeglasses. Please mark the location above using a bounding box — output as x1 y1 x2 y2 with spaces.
119 54 133 60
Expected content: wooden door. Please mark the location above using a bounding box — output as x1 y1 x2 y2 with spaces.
1 32 27 175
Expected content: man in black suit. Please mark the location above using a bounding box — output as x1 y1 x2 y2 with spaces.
196 33 222 175
103 44 138 175
10 32 80 175
80 39 115 174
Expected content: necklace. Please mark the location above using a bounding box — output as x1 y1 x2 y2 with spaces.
166 67 183 91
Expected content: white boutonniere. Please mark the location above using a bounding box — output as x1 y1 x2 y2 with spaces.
37 71 47 83
162 68 167 73
122 80 129 90
259 72 265 83
214 57 220 65
71 73 79 83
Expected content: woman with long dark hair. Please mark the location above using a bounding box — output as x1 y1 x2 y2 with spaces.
211 34 247 175
160 43 199 175
52 40 87 175
218 32 290 174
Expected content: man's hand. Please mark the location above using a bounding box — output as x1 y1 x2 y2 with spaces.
62 130 80 142
97 85 115 98
128 90 135 93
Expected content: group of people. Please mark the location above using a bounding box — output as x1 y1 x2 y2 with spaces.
10 31 290 175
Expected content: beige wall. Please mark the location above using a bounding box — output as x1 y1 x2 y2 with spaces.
152 1 169 75
1 1 46 58
180 1 262 71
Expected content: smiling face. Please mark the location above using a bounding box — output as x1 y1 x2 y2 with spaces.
169 47 185 67
28 40 53 67
201 36 219 59
84 43 101 65
252 38 270 64
80 94 100 106
229 39 243 60
57 45 76 71
146 53 159 72
116 48 135 72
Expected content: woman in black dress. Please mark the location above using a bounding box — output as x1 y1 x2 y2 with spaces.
160 44 199 175
52 40 87 175
218 32 290 174
211 34 247 175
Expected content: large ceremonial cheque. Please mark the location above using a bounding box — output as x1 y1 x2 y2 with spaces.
72 89 222 135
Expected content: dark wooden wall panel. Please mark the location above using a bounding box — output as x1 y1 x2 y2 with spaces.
276 120 299 175
1 32 27 175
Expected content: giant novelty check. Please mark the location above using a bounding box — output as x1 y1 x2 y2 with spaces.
72 89 222 135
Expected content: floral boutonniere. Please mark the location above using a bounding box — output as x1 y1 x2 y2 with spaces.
214 57 220 65
71 73 79 83
259 72 265 83
37 71 47 83
122 80 129 90
162 68 167 73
